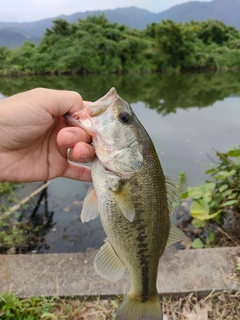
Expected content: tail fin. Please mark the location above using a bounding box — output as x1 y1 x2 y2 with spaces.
115 294 163 320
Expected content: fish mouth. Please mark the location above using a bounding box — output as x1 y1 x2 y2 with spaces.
85 87 117 117
64 87 117 126
64 112 80 126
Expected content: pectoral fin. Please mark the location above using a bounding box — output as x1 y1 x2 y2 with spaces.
81 186 99 223
166 223 186 248
110 188 135 222
94 239 125 282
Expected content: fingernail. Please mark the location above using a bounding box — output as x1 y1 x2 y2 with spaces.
79 146 89 159
79 146 94 162
63 131 76 146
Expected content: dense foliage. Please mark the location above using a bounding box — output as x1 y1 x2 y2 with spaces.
181 147 240 228
179 146 240 248
1 16 240 74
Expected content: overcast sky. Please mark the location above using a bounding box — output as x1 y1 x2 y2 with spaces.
2 0 212 22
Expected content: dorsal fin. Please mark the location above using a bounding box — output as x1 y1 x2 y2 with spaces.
165 176 178 214
166 223 186 248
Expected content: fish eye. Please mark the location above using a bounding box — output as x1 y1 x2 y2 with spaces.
118 111 132 124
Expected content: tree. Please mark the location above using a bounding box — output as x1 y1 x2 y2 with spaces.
155 20 198 69
51 19 71 35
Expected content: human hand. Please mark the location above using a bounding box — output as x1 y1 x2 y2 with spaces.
0 88 95 183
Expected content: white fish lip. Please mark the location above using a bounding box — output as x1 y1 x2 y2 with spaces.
64 112 80 126
87 87 117 117
64 87 118 132
64 108 95 134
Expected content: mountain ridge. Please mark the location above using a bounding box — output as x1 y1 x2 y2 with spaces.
1 0 240 48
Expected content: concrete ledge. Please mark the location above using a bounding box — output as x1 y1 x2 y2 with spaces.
0 247 239 298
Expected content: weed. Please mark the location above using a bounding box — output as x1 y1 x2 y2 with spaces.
0 292 56 320
180 146 240 230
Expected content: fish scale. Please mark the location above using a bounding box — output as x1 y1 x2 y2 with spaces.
92 140 170 307
64 87 185 320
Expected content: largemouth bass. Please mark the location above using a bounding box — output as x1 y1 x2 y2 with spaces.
65 88 184 320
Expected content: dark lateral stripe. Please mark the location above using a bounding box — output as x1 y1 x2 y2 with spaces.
135 213 150 302
141 263 149 302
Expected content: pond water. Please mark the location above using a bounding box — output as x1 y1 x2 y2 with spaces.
1 71 240 253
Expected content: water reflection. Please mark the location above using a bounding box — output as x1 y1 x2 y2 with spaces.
1 72 240 115
45 178 106 253
0 182 54 253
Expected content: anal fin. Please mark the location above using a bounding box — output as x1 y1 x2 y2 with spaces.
94 239 125 282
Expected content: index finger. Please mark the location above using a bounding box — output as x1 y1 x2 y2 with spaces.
28 88 92 116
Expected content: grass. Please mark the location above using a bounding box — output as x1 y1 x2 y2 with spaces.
0 290 240 320
0 292 121 320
